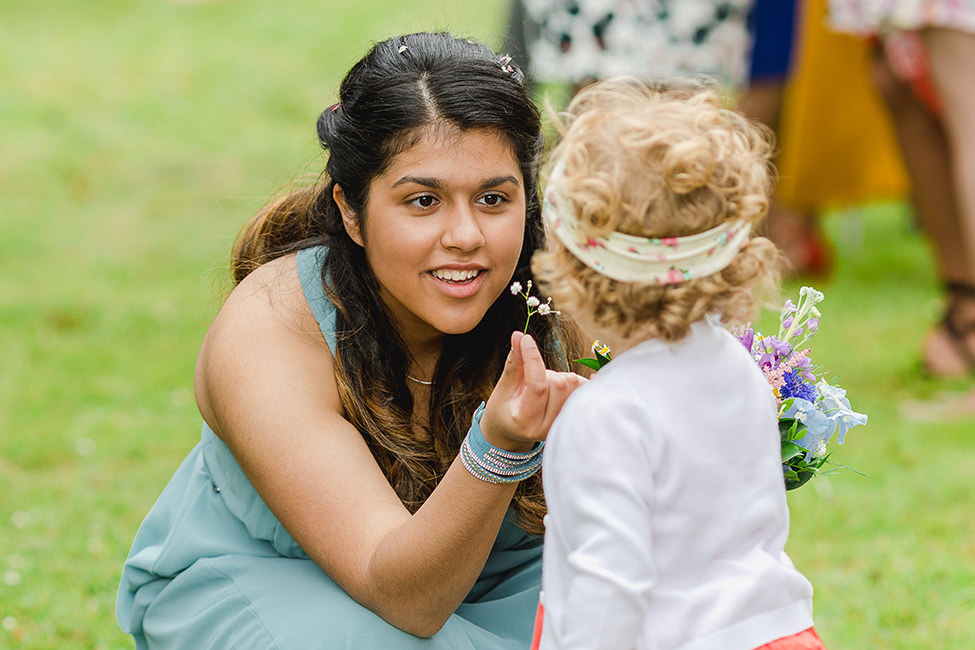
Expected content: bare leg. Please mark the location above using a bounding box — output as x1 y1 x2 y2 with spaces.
922 29 975 373
922 28 975 283
869 49 966 282
739 81 831 277
918 28 975 376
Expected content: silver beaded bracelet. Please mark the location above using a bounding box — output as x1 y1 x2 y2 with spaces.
460 401 544 484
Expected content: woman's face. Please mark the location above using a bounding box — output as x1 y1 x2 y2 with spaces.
338 126 527 346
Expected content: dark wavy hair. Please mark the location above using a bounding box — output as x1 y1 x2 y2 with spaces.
231 33 583 535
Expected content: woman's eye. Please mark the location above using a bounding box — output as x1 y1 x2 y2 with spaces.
409 195 438 209
477 193 507 207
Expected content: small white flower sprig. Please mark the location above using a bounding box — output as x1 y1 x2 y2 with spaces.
510 281 559 333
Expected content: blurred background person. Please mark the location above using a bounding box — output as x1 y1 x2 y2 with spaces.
826 0 975 379
512 0 754 91
739 0 833 278
504 0 836 277
507 0 972 383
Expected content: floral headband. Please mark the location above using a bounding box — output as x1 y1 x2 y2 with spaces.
542 162 752 285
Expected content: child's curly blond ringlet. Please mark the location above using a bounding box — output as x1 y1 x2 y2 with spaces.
533 78 780 342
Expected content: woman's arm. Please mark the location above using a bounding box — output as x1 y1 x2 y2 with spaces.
195 255 582 636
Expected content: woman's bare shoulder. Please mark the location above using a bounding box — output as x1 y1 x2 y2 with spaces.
195 252 337 431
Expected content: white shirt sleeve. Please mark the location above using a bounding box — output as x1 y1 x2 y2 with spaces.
540 393 656 650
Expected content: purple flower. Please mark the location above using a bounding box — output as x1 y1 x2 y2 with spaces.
737 328 755 353
756 352 776 370
793 355 816 382
768 336 794 362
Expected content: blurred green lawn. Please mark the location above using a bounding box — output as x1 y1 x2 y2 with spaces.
1 1 973 648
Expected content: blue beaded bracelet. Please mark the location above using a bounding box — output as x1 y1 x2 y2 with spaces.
460 401 544 484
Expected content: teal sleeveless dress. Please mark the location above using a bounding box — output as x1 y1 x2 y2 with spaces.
117 246 543 649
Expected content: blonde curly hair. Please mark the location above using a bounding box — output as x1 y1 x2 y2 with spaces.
532 77 781 343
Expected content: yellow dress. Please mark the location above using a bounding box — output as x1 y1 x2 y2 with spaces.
775 0 911 212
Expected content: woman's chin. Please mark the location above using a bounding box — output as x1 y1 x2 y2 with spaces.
436 320 481 337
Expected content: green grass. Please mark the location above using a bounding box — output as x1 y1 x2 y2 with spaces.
2 2 973 647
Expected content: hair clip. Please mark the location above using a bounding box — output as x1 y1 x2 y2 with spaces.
498 54 515 74
398 45 408 54
330 103 341 113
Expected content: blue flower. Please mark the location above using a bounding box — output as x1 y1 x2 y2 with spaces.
779 370 817 403
815 381 868 444
782 397 832 453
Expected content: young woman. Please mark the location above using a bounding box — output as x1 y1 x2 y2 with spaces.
117 32 586 649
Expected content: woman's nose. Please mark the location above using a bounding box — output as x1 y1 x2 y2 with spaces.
440 204 486 252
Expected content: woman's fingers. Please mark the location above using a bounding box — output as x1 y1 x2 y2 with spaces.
510 335 554 430
493 331 526 397
519 334 549 399
541 370 587 430
482 332 589 449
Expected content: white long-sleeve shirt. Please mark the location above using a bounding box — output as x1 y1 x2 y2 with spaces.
539 321 814 650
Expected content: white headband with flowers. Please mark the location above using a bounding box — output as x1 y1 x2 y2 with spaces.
541 162 752 285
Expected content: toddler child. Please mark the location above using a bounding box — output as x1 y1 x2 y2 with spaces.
531 78 826 650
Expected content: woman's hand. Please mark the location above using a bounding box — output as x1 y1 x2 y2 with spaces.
479 331 588 452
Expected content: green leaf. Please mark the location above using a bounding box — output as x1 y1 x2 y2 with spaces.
574 358 603 371
781 441 805 463
779 417 806 442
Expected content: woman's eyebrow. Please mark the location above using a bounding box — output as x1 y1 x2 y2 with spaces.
480 175 520 189
393 175 442 189
391 175 520 189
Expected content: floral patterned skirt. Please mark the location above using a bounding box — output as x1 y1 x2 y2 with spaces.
520 0 753 86
828 0 975 34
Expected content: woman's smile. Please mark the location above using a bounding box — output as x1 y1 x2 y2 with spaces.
428 266 486 298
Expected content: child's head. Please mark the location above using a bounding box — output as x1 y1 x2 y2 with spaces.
533 77 779 343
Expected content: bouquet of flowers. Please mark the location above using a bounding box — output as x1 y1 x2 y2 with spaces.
733 286 867 489
566 285 867 491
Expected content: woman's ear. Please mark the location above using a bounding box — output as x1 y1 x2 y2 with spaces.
333 184 363 247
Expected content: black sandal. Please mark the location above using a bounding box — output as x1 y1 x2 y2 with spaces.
939 283 975 376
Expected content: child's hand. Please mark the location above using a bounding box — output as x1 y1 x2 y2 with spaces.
479 331 587 452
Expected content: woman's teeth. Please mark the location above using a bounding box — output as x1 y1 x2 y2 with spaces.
432 269 480 282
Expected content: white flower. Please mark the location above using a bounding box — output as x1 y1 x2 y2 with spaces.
526 296 540 308
509 282 522 295
815 439 828 458
799 286 825 305
537 303 552 315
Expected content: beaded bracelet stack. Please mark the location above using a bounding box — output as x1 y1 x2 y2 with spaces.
460 402 544 484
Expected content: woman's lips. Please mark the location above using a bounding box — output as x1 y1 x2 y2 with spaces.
428 269 485 299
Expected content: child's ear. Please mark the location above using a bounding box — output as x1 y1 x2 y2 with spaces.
333 184 363 247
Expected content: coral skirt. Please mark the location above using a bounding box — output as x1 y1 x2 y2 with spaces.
755 627 827 649
530 601 825 650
